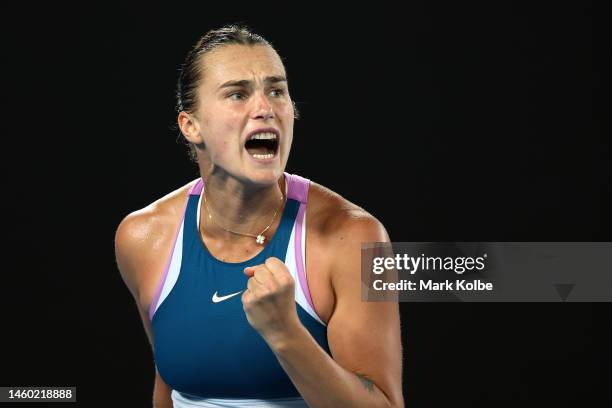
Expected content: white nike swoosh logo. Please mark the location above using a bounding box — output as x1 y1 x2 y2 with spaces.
212 290 243 303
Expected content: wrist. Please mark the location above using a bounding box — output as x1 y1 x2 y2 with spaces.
263 319 308 354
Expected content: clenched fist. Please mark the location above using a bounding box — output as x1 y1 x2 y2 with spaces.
242 257 301 344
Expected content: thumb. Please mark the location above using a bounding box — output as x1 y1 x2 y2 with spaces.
244 266 256 277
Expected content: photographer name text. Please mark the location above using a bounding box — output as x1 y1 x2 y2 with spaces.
373 279 493 291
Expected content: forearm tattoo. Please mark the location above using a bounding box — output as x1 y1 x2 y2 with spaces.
357 374 374 392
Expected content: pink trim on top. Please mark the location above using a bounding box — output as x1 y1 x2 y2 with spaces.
295 202 318 316
189 178 204 195
148 178 203 320
286 172 321 319
284 172 309 203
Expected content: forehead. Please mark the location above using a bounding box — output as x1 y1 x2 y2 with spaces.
199 44 286 87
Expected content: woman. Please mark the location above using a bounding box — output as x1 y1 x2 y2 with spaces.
115 25 403 408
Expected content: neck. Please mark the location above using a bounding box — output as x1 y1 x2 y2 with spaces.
200 172 286 241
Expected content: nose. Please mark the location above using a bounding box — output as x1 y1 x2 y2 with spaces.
251 91 274 120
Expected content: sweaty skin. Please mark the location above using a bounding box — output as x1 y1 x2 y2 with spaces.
116 179 403 408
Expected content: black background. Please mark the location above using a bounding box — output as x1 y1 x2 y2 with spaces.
1 2 608 407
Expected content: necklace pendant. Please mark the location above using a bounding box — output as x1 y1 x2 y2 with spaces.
256 234 265 245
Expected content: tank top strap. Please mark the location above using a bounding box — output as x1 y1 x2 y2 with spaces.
189 178 204 196
284 172 310 204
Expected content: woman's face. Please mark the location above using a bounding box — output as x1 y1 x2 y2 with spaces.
193 44 294 186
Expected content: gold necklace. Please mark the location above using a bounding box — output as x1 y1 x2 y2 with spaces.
203 189 284 245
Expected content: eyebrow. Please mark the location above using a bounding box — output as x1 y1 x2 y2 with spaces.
217 76 287 90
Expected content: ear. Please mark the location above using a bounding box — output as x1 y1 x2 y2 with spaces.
178 111 204 144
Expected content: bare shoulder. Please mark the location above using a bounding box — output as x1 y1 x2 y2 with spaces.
114 179 199 306
306 180 390 297
307 180 390 247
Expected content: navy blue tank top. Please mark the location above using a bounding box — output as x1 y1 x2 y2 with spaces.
150 174 330 400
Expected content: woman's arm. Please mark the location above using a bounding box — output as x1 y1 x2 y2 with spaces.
243 214 404 408
152 367 173 408
115 213 174 408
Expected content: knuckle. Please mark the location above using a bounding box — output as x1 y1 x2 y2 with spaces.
279 274 293 286
265 257 280 267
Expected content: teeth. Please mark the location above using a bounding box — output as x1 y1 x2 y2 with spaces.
252 153 274 159
249 132 277 140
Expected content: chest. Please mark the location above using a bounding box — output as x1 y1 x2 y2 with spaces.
139 208 335 326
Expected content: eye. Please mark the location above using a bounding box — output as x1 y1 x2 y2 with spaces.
228 91 246 100
270 89 285 97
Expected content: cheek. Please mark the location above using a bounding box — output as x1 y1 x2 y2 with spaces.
208 112 243 153
212 138 232 156
222 121 243 152
284 134 293 153
279 101 295 119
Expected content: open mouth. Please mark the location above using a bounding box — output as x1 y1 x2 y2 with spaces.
244 132 279 159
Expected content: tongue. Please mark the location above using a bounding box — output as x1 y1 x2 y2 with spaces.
245 145 270 155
